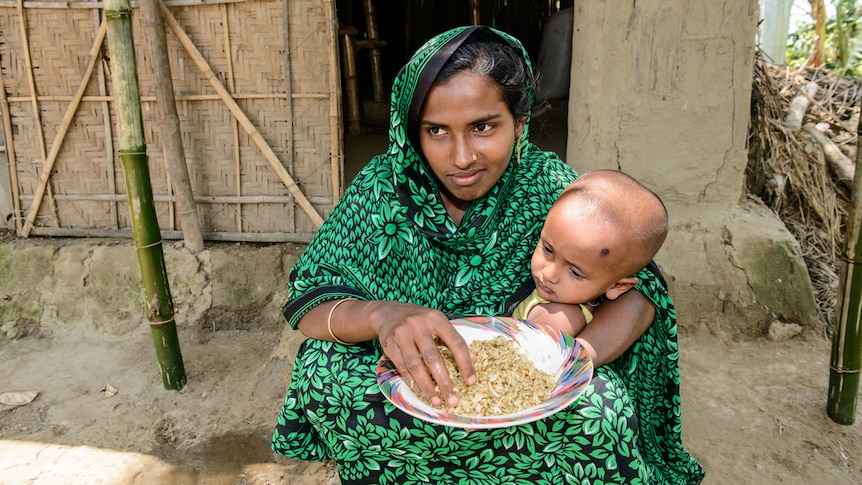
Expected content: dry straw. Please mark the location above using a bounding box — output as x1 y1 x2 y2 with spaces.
747 49 862 329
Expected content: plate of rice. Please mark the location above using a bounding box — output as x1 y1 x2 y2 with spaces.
375 315 594 429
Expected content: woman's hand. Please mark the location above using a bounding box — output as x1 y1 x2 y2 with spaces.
296 299 476 407
369 301 475 407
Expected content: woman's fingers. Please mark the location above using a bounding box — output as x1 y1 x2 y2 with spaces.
374 303 476 407
416 338 456 405
399 332 445 405
410 319 475 407
380 322 444 405
381 337 436 404
433 321 476 389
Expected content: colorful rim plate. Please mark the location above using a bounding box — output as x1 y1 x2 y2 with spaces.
376 315 594 429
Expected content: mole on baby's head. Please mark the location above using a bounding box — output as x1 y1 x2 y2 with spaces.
601 248 610 256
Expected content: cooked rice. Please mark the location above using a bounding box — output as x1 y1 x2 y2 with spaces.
425 336 556 416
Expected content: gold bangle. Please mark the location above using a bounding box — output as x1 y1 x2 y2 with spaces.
327 298 357 345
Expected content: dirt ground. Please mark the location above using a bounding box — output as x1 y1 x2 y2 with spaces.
0 236 861 485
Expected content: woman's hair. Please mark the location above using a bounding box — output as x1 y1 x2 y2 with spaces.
433 30 545 119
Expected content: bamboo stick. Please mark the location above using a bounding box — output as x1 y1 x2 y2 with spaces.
785 81 818 130
93 9 120 230
17 0 45 164
362 0 385 103
0 61 23 233
20 22 108 237
0 0 246 8
221 3 243 232
29 226 317 243
827 93 862 425
281 0 296 231
140 0 204 253
105 0 186 391
469 0 480 25
326 0 343 200
158 0 324 228
5 93 328 102
18 0 59 229
340 27 362 136
802 123 854 190
18 192 333 204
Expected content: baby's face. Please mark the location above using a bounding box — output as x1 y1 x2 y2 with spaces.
530 204 625 305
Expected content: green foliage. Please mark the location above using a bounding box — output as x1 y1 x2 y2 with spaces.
787 0 862 76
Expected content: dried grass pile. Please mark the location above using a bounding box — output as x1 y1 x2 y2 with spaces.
746 49 862 329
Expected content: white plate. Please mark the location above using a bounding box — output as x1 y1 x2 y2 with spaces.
376 316 594 429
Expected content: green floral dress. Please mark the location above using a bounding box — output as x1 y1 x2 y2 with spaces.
272 26 704 485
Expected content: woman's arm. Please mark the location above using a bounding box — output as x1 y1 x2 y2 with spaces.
296 299 476 407
574 290 654 366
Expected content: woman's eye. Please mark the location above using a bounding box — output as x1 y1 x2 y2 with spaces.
428 127 442 136
475 123 491 132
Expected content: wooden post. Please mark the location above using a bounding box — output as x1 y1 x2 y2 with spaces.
340 26 362 135
362 0 385 103
140 0 204 253
469 0 481 25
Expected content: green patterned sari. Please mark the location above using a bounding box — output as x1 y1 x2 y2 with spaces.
272 26 704 485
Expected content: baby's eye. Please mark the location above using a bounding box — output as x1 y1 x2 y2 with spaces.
541 243 552 255
568 268 585 280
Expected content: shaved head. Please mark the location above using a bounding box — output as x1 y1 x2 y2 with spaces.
551 170 668 277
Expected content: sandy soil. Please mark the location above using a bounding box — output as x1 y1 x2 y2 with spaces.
0 238 861 484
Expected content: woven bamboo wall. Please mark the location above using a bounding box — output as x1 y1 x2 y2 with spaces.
0 0 341 242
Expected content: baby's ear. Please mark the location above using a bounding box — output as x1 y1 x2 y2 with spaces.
604 276 639 300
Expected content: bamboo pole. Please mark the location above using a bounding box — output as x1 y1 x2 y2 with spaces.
362 0 385 103
105 0 186 391
221 3 243 232
785 81 817 130
18 192 332 205
28 226 317 243
5 93 328 102
0 65 22 233
20 22 107 237
325 0 343 199
469 0 480 25
280 0 296 193
93 9 120 229
802 124 854 190
158 0 324 228
139 0 204 253
827 97 862 425
18 0 59 229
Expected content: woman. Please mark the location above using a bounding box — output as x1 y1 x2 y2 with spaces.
272 26 704 484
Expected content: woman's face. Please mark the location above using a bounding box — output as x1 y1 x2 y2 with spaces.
418 70 523 215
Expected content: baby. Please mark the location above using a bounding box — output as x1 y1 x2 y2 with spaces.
511 169 669 337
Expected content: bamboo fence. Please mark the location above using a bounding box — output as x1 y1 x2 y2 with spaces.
0 0 343 242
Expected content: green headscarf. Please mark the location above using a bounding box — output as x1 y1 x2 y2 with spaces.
282 26 575 324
